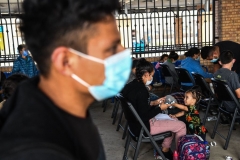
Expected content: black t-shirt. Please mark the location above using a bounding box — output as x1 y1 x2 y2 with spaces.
0 77 105 160
214 41 240 73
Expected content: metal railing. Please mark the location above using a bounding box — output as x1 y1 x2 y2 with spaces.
0 0 216 66
117 0 216 58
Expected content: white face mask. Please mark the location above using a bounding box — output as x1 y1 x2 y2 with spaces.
145 77 153 86
69 48 132 101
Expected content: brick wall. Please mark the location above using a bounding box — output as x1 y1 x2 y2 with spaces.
218 0 240 43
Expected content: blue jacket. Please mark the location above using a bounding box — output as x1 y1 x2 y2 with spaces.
12 55 39 78
181 57 213 86
181 57 213 78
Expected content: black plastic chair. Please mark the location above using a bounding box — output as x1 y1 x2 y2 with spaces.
210 78 240 150
159 64 176 95
111 95 128 140
118 94 172 160
192 73 218 125
175 67 195 91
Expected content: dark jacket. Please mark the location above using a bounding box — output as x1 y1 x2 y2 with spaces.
121 79 162 136
0 77 105 160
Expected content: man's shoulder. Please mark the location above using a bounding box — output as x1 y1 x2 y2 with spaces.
214 68 236 81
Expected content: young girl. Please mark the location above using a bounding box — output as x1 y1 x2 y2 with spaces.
169 88 207 140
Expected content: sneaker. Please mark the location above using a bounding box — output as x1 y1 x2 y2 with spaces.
153 82 162 87
162 150 173 160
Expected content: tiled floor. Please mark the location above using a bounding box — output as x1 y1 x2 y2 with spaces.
89 97 240 160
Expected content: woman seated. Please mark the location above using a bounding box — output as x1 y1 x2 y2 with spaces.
121 58 186 159
181 47 213 90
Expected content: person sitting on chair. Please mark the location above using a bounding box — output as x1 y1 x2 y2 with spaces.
213 50 240 113
121 58 186 160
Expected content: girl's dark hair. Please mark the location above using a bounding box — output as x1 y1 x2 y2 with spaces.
185 47 200 57
185 85 202 104
169 51 179 60
132 59 139 69
136 58 154 83
159 54 169 62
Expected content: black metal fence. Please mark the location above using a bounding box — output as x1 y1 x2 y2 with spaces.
0 0 216 66
116 0 216 58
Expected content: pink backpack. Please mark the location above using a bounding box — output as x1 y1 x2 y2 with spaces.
178 135 209 160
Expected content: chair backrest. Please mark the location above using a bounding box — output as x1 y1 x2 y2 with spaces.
192 73 213 98
211 78 240 109
160 64 172 78
117 94 154 137
175 67 195 84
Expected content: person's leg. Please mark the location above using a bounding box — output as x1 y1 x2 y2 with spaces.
150 119 186 149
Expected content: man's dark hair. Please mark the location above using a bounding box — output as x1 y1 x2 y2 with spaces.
136 58 154 84
17 44 26 53
20 0 120 77
219 50 234 64
201 46 214 59
185 47 200 57
2 74 29 99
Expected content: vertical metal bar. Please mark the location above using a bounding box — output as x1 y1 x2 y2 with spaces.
161 0 164 49
212 0 215 45
7 0 16 55
0 8 6 56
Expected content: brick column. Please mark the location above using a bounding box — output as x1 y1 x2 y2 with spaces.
218 0 240 43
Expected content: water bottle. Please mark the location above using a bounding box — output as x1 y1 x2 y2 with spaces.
206 116 217 121
173 150 178 160
204 141 210 160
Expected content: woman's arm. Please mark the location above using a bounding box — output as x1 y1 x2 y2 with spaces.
150 97 165 106
171 103 188 111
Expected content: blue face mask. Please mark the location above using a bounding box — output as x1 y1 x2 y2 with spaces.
69 48 132 101
210 58 218 63
23 50 28 57
195 56 200 61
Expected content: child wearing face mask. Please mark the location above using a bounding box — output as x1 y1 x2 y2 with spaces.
169 87 207 140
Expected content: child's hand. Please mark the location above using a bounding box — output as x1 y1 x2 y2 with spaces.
157 97 165 104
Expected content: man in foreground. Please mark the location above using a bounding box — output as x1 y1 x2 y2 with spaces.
0 0 131 159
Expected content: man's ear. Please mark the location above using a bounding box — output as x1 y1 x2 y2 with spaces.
51 47 73 76
218 61 222 65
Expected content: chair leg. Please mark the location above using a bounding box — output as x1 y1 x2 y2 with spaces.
169 83 173 94
102 100 106 108
211 111 221 139
203 100 211 125
112 101 120 125
111 99 119 118
103 99 110 112
123 133 131 160
162 84 167 96
117 109 124 131
133 131 143 160
122 122 128 140
223 110 238 150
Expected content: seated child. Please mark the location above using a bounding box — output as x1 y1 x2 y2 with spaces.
168 88 207 140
